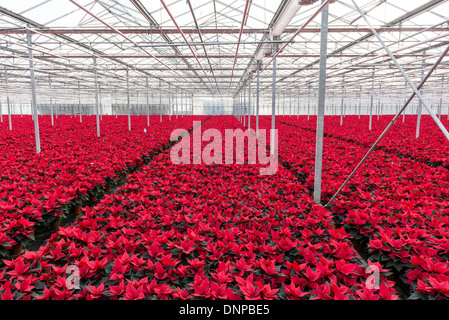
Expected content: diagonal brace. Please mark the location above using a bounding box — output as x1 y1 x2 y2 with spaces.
351 0 449 142
324 43 449 208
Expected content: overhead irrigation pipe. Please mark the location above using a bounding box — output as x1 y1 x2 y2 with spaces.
324 43 449 208
351 0 449 141
249 0 333 85
68 0 192 86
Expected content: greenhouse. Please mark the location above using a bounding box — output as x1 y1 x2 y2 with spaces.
0 0 448 304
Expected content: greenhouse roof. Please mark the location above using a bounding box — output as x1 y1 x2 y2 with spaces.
0 0 448 103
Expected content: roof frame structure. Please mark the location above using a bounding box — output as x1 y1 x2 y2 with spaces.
0 0 447 112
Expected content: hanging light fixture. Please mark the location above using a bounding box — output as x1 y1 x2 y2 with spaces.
271 0 302 37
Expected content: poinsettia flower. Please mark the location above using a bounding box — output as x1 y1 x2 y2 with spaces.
123 283 145 300
262 283 279 300
0 287 15 300
6 257 30 278
191 275 211 298
284 283 308 299
173 287 192 300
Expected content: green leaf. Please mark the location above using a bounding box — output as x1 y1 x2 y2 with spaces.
278 284 287 300
30 261 42 272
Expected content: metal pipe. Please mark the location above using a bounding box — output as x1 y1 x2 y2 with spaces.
159 80 162 122
93 55 100 137
78 79 82 123
307 84 311 120
3 27 445 35
243 87 246 127
289 91 292 117
146 77 149 126
313 0 329 204
248 79 251 130
168 83 172 121
369 68 374 130
126 68 131 130
416 52 426 138
256 61 260 137
340 74 345 126
135 40 294 48
5 68 11 130
271 37 278 155
297 87 301 119
358 87 362 119
439 75 444 119
49 76 54 126
26 28 40 153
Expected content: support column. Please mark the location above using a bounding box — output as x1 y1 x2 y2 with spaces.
175 93 178 119
146 77 150 127
313 0 328 204
377 83 381 120
99 86 102 120
49 76 54 126
169 84 171 121
403 81 407 122
369 68 375 130
256 61 260 136
181 91 183 118
93 55 100 137
126 68 131 131
340 74 345 126
297 87 300 119
289 91 292 117
307 84 311 120
416 52 426 138
159 80 162 122
358 87 362 119
282 94 285 116
27 28 40 153
248 79 251 129
439 75 444 120
271 37 278 155
5 69 12 130
78 80 82 123
243 86 246 127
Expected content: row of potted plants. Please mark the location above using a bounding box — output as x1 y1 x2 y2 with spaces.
0 115 206 258
256 115 449 299
0 116 398 300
